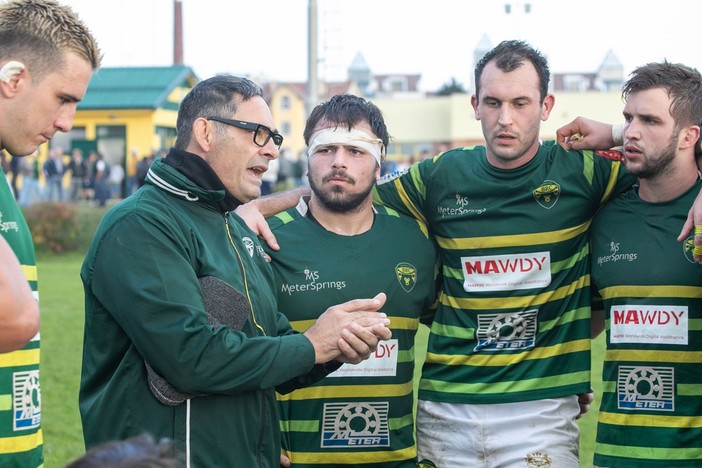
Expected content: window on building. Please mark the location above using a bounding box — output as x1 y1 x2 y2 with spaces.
281 121 291 136
384 77 408 93
51 127 86 153
281 95 291 110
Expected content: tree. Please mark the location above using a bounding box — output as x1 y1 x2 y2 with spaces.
436 77 467 96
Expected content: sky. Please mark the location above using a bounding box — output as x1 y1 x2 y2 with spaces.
62 0 702 92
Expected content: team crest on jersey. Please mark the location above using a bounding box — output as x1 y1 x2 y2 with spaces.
417 461 437 468
395 262 417 292
321 402 390 448
683 235 697 263
242 237 255 257
618 365 675 411
533 180 560 209
525 451 552 467
474 310 538 351
13 370 41 431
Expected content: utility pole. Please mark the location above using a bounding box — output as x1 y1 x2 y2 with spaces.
306 0 319 117
173 0 183 65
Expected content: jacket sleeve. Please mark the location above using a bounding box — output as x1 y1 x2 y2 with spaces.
86 210 317 395
273 312 343 394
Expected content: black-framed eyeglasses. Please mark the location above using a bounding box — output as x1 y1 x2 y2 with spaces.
207 117 284 149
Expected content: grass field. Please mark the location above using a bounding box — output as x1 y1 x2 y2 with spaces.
37 253 605 467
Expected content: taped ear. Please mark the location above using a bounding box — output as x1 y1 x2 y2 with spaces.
0 61 25 83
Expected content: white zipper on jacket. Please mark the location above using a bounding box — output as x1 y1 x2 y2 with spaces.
186 398 191 468
146 168 199 201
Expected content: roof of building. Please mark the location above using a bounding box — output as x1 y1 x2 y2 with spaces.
78 65 199 110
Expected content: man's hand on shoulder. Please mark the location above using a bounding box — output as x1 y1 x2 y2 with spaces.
556 116 616 152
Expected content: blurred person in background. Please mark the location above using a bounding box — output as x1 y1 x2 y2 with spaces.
67 147 88 201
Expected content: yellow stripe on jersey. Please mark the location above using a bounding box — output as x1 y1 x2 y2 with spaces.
435 220 591 250
279 382 413 401
677 384 702 396
0 429 42 453
429 321 475 340
595 441 702 461
600 159 624 205
443 275 590 311
0 349 40 367
290 316 419 333
272 211 295 225
425 338 590 367
280 419 319 432
420 370 589 395
0 395 10 411
21 265 37 282
605 349 702 363
599 410 702 428
582 150 595 185
287 445 416 465
280 414 413 433
600 284 702 299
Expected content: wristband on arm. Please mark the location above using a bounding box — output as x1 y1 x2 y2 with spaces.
612 123 626 147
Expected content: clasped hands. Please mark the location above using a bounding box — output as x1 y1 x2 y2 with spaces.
304 292 392 365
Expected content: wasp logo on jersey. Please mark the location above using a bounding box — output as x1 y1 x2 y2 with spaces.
683 235 697 263
474 310 538 351
533 180 560 209
13 370 41 431
395 263 417 292
617 366 674 411
321 402 390 448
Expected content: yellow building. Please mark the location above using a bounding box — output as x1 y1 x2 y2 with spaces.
264 80 362 158
52 65 199 195
264 84 624 166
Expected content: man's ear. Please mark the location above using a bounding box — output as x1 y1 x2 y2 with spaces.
0 61 26 98
471 94 480 120
680 123 701 152
190 117 215 153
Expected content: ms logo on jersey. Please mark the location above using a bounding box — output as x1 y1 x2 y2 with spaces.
13 370 40 430
474 310 538 351
533 180 560 209
395 263 417 292
617 365 674 411
321 402 390 448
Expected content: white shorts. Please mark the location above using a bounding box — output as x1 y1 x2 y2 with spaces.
416 396 580 468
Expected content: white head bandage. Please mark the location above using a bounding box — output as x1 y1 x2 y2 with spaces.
0 61 25 82
308 127 385 166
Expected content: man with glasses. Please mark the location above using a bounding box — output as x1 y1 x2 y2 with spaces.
79 75 392 467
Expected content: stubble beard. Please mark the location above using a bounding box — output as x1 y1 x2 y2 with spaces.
625 136 677 180
309 170 374 213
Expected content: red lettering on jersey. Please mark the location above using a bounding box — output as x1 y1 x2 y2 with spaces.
595 150 623 161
